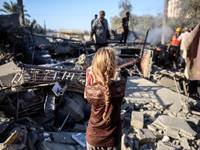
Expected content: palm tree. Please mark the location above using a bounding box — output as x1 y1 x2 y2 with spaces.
0 1 31 18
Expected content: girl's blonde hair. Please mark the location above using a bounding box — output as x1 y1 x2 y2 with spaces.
91 47 117 124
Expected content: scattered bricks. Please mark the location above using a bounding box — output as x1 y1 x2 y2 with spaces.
157 141 176 150
162 136 170 143
131 111 144 129
136 129 156 145
151 115 197 140
180 137 190 150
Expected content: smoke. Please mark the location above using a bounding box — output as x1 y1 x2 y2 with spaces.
147 25 174 45
146 14 174 45
127 31 136 42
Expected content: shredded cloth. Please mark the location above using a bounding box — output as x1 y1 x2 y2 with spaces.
184 22 200 80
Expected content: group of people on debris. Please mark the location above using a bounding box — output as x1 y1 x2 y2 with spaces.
90 10 130 51
153 26 193 70
85 10 200 150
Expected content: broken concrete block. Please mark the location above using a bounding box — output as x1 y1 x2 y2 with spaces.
162 136 170 143
75 54 90 70
131 111 144 129
157 141 176 150
62 93 85 122
0 61 23 87
40 141 76 150
150 115 196 140
180 137 190 150
136 129 156 145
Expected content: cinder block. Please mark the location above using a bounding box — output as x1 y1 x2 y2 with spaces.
131 111 144 129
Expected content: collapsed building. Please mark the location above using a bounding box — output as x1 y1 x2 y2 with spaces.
0 21 200 150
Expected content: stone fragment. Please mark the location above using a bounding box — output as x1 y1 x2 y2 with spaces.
180 137 190 150
150 115 196 140
131 111 144 129
162 136 170 143
136 129 156 144
0 61 23 87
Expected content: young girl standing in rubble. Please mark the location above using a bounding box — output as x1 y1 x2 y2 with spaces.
85 47 126 150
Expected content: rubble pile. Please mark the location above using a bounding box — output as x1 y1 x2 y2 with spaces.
0 25 199 150
121 76 200 150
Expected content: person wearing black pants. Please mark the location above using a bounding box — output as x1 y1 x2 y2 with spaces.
120 12 130 45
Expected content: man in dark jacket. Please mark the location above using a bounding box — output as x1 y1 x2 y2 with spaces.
120 12 130 45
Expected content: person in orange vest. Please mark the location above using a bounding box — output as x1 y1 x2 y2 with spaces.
166 28 181 69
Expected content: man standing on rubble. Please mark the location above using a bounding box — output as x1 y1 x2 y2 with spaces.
120 12 130 45
90 10 109 51
91 14 98 27
177 27 190 69
166 28 181 69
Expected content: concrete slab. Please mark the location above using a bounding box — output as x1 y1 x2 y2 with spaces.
124 76 186 115
150 115 196 140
